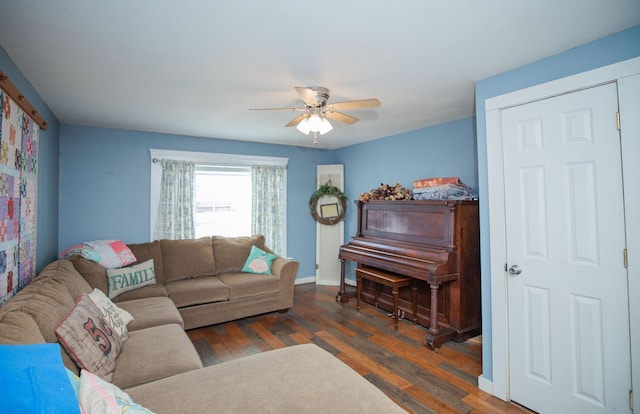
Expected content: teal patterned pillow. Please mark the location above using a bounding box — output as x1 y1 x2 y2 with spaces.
241 245 278 274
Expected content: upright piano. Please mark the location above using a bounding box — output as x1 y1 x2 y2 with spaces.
338 200 481 349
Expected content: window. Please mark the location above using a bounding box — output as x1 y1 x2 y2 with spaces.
149 149 288 255
194 165 251 238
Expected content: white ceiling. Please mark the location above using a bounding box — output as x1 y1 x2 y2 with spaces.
1 1 638 149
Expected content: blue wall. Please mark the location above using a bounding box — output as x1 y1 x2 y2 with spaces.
475 25 640 381
58 125 332 279
0 47 60 273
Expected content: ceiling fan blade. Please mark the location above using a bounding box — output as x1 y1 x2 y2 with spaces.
325 111 359 125
285 113 308 127
295 87 320 107
329 98 381 111
249 107 305 111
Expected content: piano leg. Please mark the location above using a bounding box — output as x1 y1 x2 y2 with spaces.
336 258 356 304
411 282 418 324
356 271 362 312
424 282 456 350
391 286 401 331
429 284 439 332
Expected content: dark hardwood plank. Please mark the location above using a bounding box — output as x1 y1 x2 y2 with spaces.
187 284 532 414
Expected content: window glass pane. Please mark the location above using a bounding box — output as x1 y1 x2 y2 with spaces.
194 167 251 238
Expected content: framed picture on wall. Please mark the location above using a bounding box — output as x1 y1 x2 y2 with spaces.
320 203 339 219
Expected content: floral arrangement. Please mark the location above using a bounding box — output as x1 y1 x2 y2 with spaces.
359 182 413 202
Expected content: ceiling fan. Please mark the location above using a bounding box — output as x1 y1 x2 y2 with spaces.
250 86 381 144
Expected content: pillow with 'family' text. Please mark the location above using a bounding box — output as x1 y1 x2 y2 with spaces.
106 259 156 299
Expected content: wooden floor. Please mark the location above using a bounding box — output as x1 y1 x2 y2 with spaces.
187 283 532 414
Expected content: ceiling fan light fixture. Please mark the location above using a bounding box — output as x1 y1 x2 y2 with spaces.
307 114 323 131
318 117 333 135
296 117 311 135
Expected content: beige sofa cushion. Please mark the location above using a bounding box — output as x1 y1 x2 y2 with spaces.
217 272 280 300
164 277 229 308
127 240 165 282
112 283 168 302
160 237 215 282
126 344 407 414
39 259 93 300
1 277 74 343
68 255 109 292
116 297 184 331
112 324 203 389
0 311 46 344
212 235 266 275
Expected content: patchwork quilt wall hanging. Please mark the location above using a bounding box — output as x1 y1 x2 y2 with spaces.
0 90 38 306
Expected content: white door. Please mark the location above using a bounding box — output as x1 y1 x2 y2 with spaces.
315 164 344 285
502 83 631 413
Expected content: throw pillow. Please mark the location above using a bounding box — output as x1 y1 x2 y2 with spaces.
79 369 155 414
55 294 123 382
88 288 134 340
106 259 156 299
241 245 278 274
60 240 137 269
0 343 81 414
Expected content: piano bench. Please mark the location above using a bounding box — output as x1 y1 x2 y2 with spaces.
355 267 418 331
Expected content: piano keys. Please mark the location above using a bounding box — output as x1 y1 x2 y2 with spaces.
338 200 481 349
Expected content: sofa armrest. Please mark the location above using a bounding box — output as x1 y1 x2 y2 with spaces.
270 257 300 309
270 257 299 280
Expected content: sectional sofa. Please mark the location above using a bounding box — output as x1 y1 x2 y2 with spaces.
0 236 407 413
69 235 300 330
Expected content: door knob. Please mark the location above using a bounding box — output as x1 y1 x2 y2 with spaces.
508 265 522 275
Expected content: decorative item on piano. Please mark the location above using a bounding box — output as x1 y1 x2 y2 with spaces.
412 177 478 201
309 182 347 225
358 182 413 202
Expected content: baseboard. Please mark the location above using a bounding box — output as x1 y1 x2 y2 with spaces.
477 375 493 395
294 276 356 286
294 276 316 285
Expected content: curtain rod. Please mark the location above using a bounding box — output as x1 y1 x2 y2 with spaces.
152 158 207 164
0 70 48 130
152 158 286 169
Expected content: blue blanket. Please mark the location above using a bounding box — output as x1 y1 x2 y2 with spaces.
0 343 80 414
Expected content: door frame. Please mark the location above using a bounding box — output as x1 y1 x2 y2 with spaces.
484 56 640 405
315 164 345 286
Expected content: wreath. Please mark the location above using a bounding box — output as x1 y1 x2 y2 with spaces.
309 183 347 225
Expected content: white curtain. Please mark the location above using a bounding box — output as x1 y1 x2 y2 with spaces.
154 160 195 240
251 165 286 255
